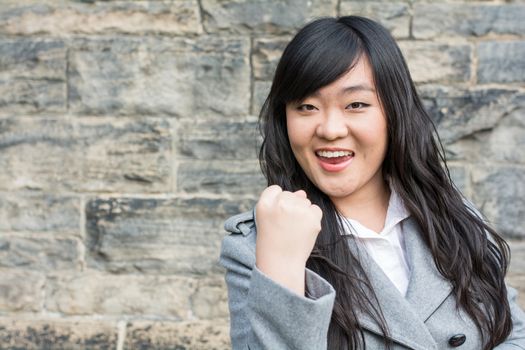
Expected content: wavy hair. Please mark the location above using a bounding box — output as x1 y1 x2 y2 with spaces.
258 16 511 349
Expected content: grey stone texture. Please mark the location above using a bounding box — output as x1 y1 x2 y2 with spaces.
85 197 253 275
201 0 338 34
125 320 230 349
0 0 523 348
0 319 118 350
340 1 410 38
0 270 45 312
68 36 250 117
413 3 525 39
0 117 172 192
398 42 471 83
0 39 66 114
477 41 525 83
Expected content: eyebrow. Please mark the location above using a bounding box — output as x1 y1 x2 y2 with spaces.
311 84 376 97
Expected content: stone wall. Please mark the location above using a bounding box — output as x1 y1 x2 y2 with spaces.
0 0 523 349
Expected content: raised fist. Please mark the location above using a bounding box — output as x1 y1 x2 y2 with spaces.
255 185 323 294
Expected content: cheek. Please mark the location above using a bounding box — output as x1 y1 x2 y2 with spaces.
286 119 309 150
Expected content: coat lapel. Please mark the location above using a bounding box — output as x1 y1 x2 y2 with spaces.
347 217 453 349
403 218 453 321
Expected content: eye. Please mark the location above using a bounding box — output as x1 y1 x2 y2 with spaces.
297 104 317 112
346 102 369 110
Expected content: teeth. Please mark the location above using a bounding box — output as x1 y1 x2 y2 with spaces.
316 150 354 158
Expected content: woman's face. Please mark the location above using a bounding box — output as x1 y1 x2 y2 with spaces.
285 55 388 206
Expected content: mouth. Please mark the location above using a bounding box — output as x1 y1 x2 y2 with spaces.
315 148 354 172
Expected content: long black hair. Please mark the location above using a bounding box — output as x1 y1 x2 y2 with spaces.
258 16 512 349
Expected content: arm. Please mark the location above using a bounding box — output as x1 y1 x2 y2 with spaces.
220 231 336 350
494 285 525 349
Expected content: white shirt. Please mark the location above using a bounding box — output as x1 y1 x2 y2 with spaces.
341 190 411 296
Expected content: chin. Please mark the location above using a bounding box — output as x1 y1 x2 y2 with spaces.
319 186 354 199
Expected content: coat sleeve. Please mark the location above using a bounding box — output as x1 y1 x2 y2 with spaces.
494 285 525 349
219 228 336 350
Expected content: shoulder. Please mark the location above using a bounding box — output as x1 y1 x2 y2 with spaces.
220 209 257 268
224 209 256 236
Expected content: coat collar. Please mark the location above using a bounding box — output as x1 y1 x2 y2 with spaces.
348 217 453 350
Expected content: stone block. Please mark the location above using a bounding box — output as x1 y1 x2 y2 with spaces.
471 167 525 238
177 119 260 160
46 273 227 319
507 275 525 310
190 276 228 319
0 193 80 233
252 38 290 81
68 36 250 117
507 240 525 309
418 86 524 144
448 165 467 195
399 42 471 83
0 117 171 192
413 3 525 39
444 100 525 164
0 1 202 36
201 0 337 34
0 319 117 350
125 320 230 350
0 236 79 270
177 160 265 195
85 197 255 274
478 41 525 84
0 39 66 113
0 270 44 312
252 81 272 116
340 2 410 38
418 87 525 163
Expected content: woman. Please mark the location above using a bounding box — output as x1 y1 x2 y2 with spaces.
220 16 525 349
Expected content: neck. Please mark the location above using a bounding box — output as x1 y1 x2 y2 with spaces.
332 177 391 233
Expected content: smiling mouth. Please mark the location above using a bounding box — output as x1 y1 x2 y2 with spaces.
315 150 355 164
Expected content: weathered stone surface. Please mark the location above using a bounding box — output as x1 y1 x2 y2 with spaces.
0 117 171 192
340 2 410 38
444 99 525 164
507 240 525 309
0 1 202 36
413 3 525 39
190 277 228 319
68 36 250 117
0 270 44 312
0 236 79 270
85 197 254 274
419 86 524 144
478 41 525 84
252 38 290 81
471 167 525 238
178 160 264 195
419 87 525 164
177 119 260 160
125 320 230 350
507 274 525 310
202 0 337 34
46 273 227 319
0 319 117 350
0 39 66 114
252 80 272 116
399 42 471 83
448 165 467 195
0 193 79 233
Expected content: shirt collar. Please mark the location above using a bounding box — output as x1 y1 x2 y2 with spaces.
341 187 411 237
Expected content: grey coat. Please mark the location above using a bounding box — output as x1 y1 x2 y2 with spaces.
220 209 525 350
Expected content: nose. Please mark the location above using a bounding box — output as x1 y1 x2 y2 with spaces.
315 109 349 141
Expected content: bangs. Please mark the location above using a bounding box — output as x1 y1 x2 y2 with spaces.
273 18 364 105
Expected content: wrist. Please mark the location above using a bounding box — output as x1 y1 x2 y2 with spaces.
256 254 306 296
